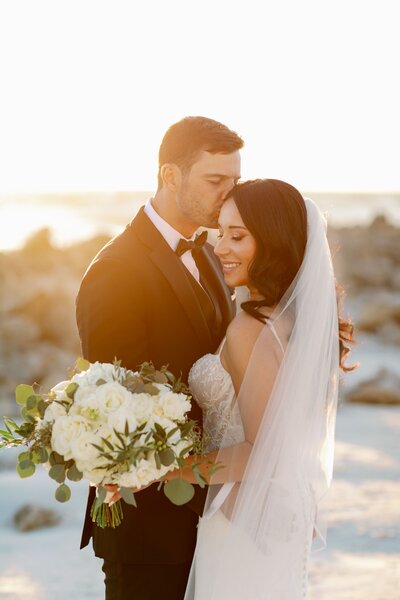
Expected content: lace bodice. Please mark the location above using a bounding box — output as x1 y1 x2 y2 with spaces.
188 345 245 452
188 321 285 453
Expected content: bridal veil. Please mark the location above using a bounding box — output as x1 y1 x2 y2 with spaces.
185 198 339 600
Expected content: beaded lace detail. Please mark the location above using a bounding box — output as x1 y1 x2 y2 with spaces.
188 347 245 453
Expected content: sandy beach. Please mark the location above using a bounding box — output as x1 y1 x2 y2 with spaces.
1 209 399 599
0 400 399 599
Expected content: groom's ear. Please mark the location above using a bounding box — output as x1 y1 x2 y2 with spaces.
160 163 182 192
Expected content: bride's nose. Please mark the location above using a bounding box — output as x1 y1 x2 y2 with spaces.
214 236 228 257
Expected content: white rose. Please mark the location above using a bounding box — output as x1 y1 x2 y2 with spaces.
96 381 132 417
108 406 137 435
70 431 103 465
69 388 102 422
51 415 90 459
157 392 191 421
131 393 155 423
43 401 67 422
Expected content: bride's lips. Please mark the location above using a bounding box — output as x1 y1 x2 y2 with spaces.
221 261 241 274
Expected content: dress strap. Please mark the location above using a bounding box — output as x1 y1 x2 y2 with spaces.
266 320 285 355
216 337 226 356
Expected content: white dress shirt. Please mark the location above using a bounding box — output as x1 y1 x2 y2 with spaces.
144 199 201 283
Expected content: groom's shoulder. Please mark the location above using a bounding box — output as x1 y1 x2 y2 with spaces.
89 207 150 265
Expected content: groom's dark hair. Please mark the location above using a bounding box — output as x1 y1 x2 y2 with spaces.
157 116 243 189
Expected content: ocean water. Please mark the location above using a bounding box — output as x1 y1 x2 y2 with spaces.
1 191 399 251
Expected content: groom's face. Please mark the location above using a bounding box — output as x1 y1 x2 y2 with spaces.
176 150 241 228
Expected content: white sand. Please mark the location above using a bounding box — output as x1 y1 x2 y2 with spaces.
1 402 399 599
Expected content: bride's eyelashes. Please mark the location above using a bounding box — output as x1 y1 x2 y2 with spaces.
217 232 245 242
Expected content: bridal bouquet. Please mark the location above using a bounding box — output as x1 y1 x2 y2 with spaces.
0 359 211 527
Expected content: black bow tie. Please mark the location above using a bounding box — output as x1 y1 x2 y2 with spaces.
175 230 208 257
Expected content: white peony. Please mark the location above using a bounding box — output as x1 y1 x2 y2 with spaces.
51 415 90 459
96 381 132 417
43 401 67 422
50 380 70 403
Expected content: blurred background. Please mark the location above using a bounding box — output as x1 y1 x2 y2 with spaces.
0 1 399 599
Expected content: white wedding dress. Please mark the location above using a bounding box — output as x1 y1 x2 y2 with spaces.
188 343 244 599
187 323 291 600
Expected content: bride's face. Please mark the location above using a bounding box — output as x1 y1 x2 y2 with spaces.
214 198 257 289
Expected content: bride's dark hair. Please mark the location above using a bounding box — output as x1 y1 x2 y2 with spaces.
227 178 356 372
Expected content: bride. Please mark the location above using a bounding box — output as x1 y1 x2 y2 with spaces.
166 178 355 599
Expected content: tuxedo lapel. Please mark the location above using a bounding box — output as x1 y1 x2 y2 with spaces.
131 208 213 348
196 244 236 331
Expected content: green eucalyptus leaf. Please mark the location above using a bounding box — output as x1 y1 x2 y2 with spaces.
32 447 48 464
66 382 79 399
159 448 176 467
76 357 90 372
18 451 32 463
49 451 64 466
26 395 38 410
55 483 71 502
143 382 159 396
37 400 47 419
163 478 195 506
17 461 36 478
20 407 36 423
49 464 66 483
67 464 83 481
16 384 35 406
120 487 137 507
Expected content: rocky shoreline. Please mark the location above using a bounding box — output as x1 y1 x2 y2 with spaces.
0 215 399 416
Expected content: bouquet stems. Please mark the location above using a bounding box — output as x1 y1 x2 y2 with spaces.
90 499 124 528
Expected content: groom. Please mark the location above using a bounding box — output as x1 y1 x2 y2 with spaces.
76 116 243 599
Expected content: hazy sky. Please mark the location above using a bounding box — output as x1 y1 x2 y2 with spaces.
0 0 398 193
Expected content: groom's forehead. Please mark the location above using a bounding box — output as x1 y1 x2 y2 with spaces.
192 150 241 176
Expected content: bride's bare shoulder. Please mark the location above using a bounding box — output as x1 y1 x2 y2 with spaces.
225 310 264 347
221 311 276 393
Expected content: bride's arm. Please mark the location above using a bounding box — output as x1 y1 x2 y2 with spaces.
167 312 281 485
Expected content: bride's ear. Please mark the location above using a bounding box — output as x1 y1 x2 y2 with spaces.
160 163 182 192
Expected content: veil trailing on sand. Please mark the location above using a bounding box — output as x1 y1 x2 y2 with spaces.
185 198 340 600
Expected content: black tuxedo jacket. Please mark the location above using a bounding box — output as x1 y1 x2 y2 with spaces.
76 207 235 564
